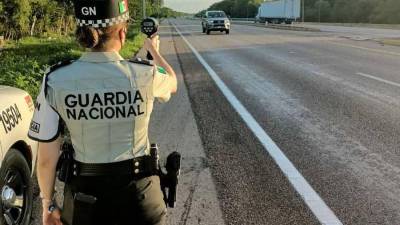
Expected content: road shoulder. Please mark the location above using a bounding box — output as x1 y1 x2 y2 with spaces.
148 23 226 225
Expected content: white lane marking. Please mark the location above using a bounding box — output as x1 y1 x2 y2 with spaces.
356 72 400 88
173 23 344 225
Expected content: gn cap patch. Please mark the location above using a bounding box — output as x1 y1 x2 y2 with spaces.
74 0 130 28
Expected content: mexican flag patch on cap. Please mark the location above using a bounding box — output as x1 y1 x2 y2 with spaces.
119 0 128 14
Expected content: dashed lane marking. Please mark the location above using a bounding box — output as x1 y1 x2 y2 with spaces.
356 72 400 88
173 23 344 225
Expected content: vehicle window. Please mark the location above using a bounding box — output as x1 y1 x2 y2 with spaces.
207 12 226 18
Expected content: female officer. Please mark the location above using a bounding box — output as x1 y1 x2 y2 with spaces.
28 0 177 225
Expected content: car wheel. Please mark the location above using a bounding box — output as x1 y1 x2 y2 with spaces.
206 29 211 35
0 149 33 225
226 29 230 35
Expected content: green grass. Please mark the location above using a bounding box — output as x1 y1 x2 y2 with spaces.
381 38 400 47
0 25 144 99
120 25 146 58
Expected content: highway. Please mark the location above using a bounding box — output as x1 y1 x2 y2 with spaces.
30 20 400 225
162 19 400 225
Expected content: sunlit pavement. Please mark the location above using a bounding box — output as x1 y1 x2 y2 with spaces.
167 18 400 225
31 19 400 225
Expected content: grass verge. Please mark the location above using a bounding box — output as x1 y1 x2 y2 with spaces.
0 24 145 99
303 22 400 30
380 38 400 47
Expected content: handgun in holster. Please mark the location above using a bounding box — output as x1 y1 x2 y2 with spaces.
56 141 74 183
150 144 181 208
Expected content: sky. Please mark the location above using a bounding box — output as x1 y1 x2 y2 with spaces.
164 0 221 13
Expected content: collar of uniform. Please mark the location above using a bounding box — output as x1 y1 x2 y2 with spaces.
79 51 124 63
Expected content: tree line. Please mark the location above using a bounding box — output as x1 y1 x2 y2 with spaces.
197 0 400 24
196 0 264 18
304 0 400 24
0 0 183 40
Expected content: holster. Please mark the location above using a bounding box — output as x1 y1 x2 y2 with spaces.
151 144 181 208
56 142 74 183
61 185 97 225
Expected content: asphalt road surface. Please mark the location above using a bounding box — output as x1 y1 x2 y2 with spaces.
164 19 400 225
31 20 400 225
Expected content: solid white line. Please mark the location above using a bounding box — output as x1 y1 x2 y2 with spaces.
172 23 344 225
356 72 400 88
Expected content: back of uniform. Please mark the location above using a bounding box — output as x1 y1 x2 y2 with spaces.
29 1 176 224
28 51 174 163
29 52 173 225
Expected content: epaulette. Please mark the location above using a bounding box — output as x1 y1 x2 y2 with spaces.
44 59 74 95
129 57 153 66
47 59 75 74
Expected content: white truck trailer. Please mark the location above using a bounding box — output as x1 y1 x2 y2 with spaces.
256 0 301 24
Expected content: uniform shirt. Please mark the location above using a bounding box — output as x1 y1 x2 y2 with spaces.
28 51 174 163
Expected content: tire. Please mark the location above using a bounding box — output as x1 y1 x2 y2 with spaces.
0 149 33 225
206 29 210 35
226 29 230 35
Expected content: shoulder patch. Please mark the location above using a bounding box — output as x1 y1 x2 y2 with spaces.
157 66 167 75
129 58 153 66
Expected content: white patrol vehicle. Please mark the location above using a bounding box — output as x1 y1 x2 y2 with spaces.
0 86 38 225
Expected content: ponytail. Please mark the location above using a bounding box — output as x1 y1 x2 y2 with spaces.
75 23 127 50
76 26 101 49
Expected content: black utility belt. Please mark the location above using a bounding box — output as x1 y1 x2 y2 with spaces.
73 156 158 179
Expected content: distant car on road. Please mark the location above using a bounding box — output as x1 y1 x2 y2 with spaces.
202 11 231 35
0 86 38 225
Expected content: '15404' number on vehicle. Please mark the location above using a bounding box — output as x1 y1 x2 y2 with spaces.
0 104 22 134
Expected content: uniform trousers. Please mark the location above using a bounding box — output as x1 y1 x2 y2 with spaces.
61 174 167 225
